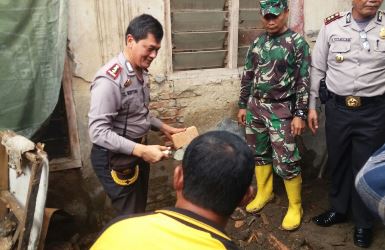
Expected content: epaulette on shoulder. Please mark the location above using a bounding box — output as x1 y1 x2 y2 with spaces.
106 63 122 79
378 10 384 22
324 12 343 25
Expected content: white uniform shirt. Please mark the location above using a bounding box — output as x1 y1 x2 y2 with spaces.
88 52 163 154
310 10 385 109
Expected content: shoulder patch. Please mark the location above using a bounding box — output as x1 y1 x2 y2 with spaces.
324 12 343 25
106 64 122 79
377 10 383 22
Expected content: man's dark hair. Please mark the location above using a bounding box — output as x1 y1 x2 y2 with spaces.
125 14 163 43
182 131 254 217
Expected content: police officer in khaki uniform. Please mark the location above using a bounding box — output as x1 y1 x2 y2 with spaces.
88 14 184 215
308 0 385 248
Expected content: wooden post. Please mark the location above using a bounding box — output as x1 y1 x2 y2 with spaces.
0 136 9 217
228 0 239 69
0 191 24 222
62 57 81 164
49 56 82 171
17 152 43 250
164 0 174 74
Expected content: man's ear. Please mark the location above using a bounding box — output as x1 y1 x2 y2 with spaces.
126 34 135 47
238 186 254 207
173 165 184 191
284 9 290 20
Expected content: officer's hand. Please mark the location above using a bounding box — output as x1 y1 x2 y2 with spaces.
291 117 305 136
307 109 318 135
237 109 247 126
133 144 169 163
160 124 186 141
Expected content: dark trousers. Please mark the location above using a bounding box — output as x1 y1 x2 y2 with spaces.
90 145 150 215
325 97 385 228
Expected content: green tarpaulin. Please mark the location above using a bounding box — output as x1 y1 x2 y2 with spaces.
0 0 67 138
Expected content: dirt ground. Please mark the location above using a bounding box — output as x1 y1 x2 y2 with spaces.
226 175 385 250
2 167 384 249
41 170 385 250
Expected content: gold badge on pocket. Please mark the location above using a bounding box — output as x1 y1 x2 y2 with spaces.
380 28 385 39
336 54 344 63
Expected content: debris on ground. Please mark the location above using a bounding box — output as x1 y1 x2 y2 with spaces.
226 176 385 250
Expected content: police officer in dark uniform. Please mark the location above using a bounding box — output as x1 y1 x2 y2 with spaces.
88 14 184 216
308 0 385 247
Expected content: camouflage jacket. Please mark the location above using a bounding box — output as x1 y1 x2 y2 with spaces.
239 29 310 112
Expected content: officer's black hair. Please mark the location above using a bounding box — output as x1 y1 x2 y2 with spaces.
125 14 163 44
182 131 254 217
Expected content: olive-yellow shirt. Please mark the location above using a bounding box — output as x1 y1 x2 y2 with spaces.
91 208 238 250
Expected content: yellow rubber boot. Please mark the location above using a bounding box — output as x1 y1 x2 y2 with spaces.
281 174 303 231
246 164 274 213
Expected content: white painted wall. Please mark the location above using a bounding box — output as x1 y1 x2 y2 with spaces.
304 0 351 34
304 0 384 41
68 0 166 81
68 0 384 81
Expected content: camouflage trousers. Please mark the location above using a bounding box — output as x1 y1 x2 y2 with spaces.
246 97 301 179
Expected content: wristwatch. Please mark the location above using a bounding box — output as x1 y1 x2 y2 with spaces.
294 109 307 120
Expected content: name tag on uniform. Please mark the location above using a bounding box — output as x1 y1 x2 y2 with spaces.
126 90 138 95
121 90 138 96
332 37 351 42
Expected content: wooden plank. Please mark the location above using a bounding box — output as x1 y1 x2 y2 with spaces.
238 28 264 46
239 9 263 29
171 0 226 10
0 191 24 222
228 0 239 69
17 155 43 250
172 11 227 32
172 31 227 51
165 0 173 74
42 55 83 172
240 0 259 8
237 46 250 66
49 157 82 172
173 50 226 71
12 224 22 248
0 140 8 217
61 57 82 170
48 56 82 172
38 208 59 250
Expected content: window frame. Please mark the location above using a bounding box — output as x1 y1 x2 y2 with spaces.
49 56 82 172
165 0 240 77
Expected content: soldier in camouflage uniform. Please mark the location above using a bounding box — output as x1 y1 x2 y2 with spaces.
237 0 310 231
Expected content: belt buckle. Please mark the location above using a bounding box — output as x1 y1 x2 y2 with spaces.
345 96 361 108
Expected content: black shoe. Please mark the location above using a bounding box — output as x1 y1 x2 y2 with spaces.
354 227 372 248
312 210 346 227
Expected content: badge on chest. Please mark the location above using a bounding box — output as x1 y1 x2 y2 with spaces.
336 54 344 63
380 27 385 39
124 79 131 87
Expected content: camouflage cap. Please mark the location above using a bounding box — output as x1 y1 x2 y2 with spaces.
259 0 288 16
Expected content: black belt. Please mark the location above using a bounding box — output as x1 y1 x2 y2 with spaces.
256 96 294 104
93 137 145 151
329 92 385 108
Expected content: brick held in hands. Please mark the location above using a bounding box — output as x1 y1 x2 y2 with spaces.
171 126 199 149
